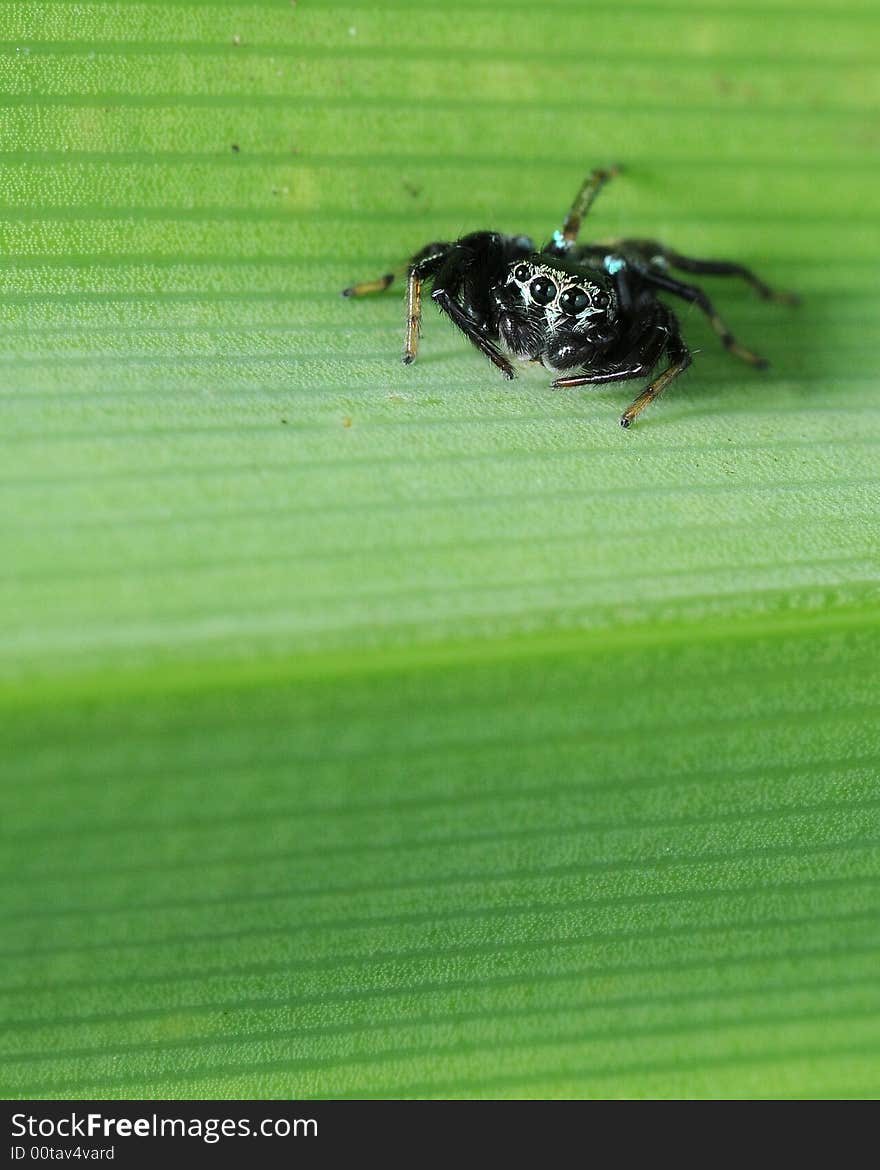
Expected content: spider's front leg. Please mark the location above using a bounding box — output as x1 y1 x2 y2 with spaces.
430 287 516 379
401 246 452 365
344 231 530 379
620 338 692 428
402 266 422 365
618 306 693 428
397 242 515 374
549 300 670 389
428 235 526 380
550 303 693 427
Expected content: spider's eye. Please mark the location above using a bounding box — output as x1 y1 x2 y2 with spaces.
529 276 557 305
513 265 530 282
593 290 611 310
559 286 590 315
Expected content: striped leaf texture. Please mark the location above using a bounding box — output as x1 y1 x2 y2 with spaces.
1 0 879 1098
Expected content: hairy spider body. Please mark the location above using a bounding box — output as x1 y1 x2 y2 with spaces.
342 168 797 427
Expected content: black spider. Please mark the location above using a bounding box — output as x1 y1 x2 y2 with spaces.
342 167 798 427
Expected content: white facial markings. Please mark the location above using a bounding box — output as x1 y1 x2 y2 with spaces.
506 261 609 321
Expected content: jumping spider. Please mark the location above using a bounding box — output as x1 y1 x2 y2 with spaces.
342 166 798 427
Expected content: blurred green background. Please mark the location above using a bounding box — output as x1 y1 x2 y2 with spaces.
1 1 879 1098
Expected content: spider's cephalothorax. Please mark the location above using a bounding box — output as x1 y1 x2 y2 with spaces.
342 167 798 427
493 257 619 369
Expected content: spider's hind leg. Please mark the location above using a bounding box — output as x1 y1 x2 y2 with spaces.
623 240 799 306
636 263 769 369
667 249 799 305
341 240 452 299
341 270 399 298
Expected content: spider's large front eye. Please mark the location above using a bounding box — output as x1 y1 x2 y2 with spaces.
530 276 557 305
513 264 530 283
559 286 590 315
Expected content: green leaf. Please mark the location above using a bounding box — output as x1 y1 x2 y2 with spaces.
1 0 879 1099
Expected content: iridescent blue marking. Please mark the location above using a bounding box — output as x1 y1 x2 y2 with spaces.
551 230 566 249
604 255 625 275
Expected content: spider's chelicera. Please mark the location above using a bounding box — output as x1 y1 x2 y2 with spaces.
342 167 798 427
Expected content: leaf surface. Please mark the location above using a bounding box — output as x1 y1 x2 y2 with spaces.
1 0 879 1099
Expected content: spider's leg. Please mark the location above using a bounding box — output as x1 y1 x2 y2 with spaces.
341 240 453 299
341 270 400 298
432 288 515 379
551 312 669 389
620 309 692 428
664 251 799 305
399 246 456 366
430 245 515 379
546 166 621 253
550 296 668 388
403 267 423 364
552 365 653 387
620 240 799 305
637 264 768 368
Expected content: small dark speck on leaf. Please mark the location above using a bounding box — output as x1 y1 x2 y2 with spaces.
231 143 240 152
280 418 288 425
715 74 756 101
402 180 423 198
